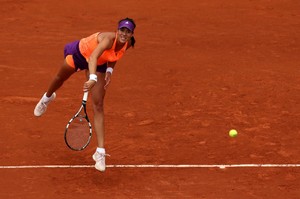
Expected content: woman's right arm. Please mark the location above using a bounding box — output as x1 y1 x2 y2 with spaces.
83 34 113 92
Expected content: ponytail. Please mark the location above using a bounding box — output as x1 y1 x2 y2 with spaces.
131 36 136 47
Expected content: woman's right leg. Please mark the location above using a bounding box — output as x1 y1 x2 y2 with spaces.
34 60 75 117
45 60 76 97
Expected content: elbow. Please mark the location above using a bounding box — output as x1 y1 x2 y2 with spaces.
88 55 97 64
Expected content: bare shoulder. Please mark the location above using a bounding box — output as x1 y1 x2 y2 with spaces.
97 32 115 42
95 32 115 49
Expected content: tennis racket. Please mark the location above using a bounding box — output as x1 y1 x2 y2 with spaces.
64 92 92 151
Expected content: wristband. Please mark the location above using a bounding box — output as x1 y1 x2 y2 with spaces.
106 67 113 74
89 74 97 82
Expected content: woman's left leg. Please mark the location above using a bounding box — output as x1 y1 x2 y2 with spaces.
90 72 106 148
89 71 108 172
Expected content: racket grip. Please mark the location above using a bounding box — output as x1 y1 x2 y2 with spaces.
83 92 89 102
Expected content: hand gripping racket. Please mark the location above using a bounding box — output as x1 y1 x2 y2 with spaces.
64 92 92 151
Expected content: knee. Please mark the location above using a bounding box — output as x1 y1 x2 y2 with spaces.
54 75 64 82
54 73 71 82
55 64 74 82
93 102 104 113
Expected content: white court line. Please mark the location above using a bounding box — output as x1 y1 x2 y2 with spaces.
0 164 300 169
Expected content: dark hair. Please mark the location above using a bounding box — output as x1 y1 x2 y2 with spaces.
119 17 136 47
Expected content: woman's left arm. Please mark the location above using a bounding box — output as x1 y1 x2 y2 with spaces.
104 61 116 90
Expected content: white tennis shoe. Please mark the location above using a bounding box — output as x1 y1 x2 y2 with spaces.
93 152 110 172
34 92 56 117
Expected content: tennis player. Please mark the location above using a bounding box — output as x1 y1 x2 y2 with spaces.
34 18 136 172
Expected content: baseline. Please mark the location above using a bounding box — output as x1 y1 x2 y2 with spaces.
1 164 300 169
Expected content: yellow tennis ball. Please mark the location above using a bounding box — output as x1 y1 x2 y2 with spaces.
229 129 238 137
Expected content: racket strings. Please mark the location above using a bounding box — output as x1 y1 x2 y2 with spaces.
65 116 91 150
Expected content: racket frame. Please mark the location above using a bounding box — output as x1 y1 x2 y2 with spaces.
64 92 92 151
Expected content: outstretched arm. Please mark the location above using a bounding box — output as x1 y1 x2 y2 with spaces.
83 34 113 92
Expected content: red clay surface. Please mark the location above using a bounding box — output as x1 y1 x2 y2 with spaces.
1 0 300 198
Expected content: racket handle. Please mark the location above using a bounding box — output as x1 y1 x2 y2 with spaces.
83 91 89 102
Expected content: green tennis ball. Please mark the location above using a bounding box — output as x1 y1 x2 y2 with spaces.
229 129 238 137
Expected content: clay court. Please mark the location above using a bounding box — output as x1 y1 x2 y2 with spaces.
1 0 300 198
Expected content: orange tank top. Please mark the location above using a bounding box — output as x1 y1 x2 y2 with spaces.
79 32 128 65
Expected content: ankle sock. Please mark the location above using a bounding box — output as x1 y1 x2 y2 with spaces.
42 93 53 103
96 148 105 154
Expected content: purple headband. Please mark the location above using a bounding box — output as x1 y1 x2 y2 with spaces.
118 20 135 32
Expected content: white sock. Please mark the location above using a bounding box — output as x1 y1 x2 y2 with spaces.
96 148 105 154
42 93 52 103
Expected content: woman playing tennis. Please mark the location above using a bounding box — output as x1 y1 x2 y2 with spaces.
34 17 136 172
